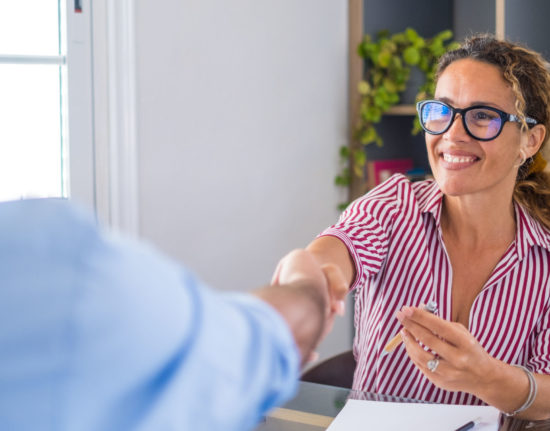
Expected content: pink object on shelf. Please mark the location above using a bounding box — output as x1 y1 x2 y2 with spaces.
367 158 414 188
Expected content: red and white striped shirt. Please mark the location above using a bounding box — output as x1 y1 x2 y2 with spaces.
321 174 550 405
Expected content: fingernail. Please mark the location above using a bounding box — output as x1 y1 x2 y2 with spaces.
400 329 407 342
395 310 404 321
401 306 413 317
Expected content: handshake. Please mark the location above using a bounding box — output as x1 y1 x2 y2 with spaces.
255 249 349 367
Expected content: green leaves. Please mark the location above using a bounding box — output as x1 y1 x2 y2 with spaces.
403 46 420 65
353 149 367 177
360 125 378 144
436 29 453 42
405 28 419 42
377 51 392 68
358 80 371 95
355 27 457 151
339 145 350 159
338 27 458 205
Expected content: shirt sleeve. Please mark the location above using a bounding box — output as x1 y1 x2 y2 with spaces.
66 236 300 431
0 199 300 431
319 175 402 290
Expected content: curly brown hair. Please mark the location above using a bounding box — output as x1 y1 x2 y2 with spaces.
436 34 550 230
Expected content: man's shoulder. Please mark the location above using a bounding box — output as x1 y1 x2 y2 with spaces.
0 198 95 230
0 198 99 252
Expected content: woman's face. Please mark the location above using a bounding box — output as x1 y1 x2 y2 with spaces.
426 58 525 198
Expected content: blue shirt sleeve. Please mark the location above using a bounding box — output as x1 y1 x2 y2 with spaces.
0 199 300 431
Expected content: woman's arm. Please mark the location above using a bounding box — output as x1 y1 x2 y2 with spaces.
306 236 356 288
397 306 550 420
272 237 355 289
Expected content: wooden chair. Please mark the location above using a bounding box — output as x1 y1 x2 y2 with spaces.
301 350 356 389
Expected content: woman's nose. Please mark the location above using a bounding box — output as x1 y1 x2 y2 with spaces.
443 114 470 142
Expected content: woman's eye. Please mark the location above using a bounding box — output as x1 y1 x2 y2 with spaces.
469 110 499 123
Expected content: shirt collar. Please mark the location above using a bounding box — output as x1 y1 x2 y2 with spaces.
514 202 550 259
418 179 550 258
418 179 444 227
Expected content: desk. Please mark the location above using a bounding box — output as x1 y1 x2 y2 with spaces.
255 382 550 431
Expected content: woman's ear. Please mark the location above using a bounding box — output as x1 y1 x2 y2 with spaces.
523 124 546 158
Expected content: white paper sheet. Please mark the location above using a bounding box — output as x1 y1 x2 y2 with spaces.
327 399 500 431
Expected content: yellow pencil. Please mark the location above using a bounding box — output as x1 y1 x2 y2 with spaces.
382 301 438 355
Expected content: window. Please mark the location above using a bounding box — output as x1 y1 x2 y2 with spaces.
0 1 94 206
0 1 68 201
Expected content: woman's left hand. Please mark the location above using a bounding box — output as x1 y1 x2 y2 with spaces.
396 306 499 395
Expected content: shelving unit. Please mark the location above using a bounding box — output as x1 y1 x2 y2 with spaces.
386 105 416 116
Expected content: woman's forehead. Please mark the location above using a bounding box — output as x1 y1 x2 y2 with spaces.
435 58 515 110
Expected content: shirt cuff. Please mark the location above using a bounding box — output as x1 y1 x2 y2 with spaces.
318 228 364 291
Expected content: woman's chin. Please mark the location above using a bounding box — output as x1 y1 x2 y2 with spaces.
434 176 473 197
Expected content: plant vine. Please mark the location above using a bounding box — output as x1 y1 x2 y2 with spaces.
335 28 459 195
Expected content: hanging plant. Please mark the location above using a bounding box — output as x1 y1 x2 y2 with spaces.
335 28 459 191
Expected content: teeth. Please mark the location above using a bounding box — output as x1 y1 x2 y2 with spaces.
442 153 476 163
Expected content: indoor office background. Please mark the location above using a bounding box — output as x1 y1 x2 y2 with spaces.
134 0 550 363
2 0 549 365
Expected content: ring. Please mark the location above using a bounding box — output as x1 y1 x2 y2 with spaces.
427 357 439 372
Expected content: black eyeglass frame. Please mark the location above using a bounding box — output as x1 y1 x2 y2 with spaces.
416 99 538 141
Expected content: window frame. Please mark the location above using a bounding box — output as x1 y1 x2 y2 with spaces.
89 0 139 235
66 0 96 209
0 0 140 234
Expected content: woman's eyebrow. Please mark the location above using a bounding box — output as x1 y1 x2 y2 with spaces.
434 96 505 109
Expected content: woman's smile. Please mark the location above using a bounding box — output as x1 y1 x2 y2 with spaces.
439 150 480 169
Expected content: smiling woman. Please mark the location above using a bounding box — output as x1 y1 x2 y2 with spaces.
434 36 550 229
423 57 543 202
272 34 550 422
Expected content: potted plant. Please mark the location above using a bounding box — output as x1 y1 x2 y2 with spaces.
335 28 459 198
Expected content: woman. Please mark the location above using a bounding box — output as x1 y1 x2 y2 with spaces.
274 35 550 419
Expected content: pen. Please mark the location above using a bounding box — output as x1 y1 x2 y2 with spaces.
382 300 438 355
454 418 480 431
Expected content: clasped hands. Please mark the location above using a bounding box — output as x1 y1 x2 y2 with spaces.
271 249 348 363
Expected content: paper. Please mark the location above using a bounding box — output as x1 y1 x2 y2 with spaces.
327 399 500 431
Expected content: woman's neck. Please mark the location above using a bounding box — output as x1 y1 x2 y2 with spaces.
440 193 516 250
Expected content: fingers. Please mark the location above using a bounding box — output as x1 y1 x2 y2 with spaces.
401 328 445 375
272 251 349 318
397 306 470 348
398 307 494 394
396 310 456 360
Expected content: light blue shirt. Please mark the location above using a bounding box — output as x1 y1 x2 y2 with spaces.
0 199 299 430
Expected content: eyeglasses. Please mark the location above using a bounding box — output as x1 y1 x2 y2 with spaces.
416 100 538 141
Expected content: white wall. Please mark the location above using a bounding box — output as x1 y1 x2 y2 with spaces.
133 1 351 360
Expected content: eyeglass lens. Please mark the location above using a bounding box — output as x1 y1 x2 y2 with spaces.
421 102 503 140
